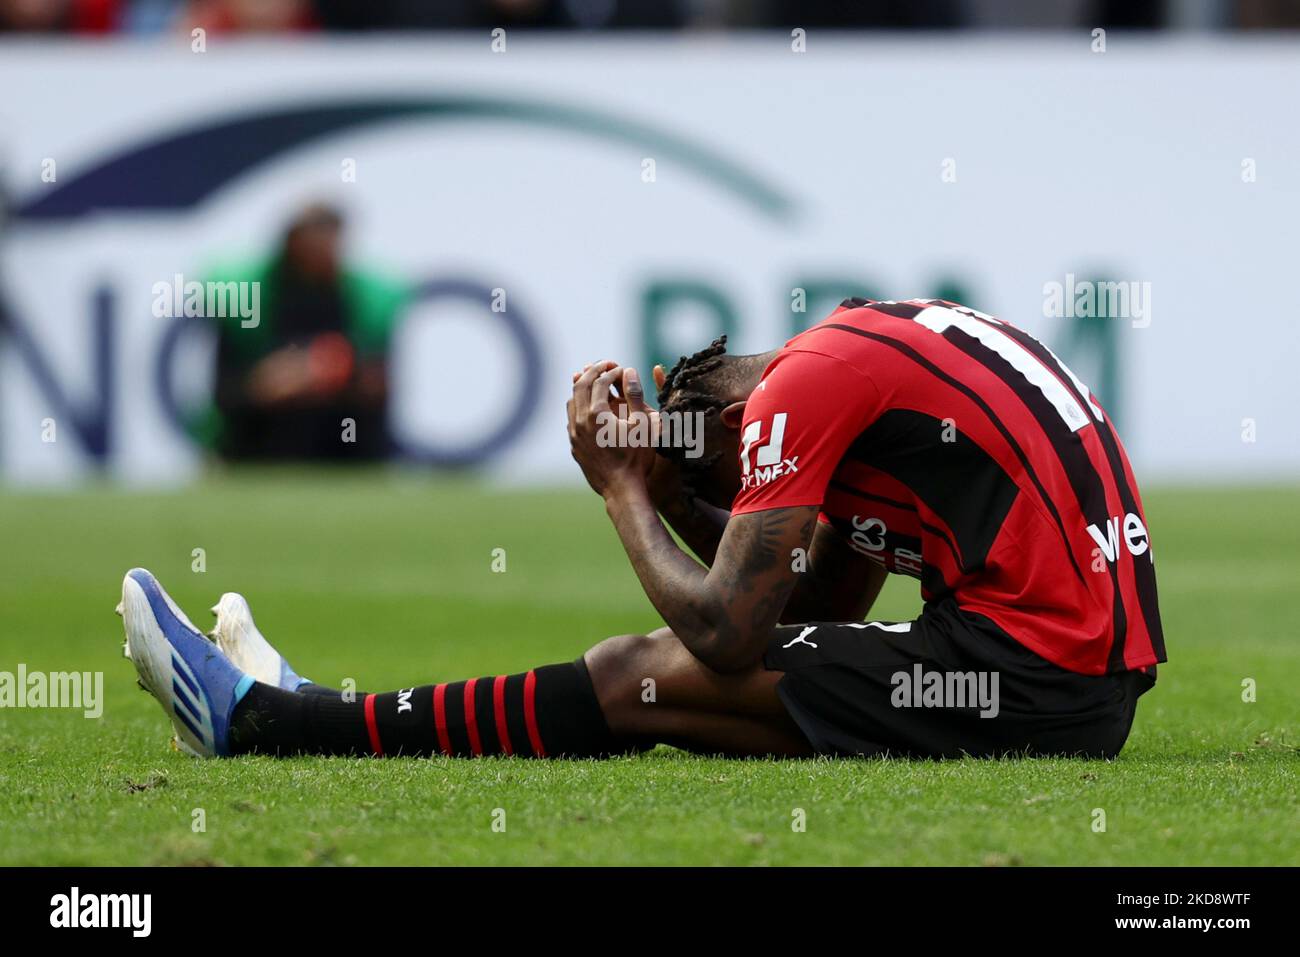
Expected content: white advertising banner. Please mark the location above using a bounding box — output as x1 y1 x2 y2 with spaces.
1 36 1296 485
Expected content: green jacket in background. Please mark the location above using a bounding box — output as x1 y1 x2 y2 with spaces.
191 257 410 448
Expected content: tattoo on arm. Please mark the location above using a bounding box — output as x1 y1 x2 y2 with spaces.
781 521 888 624
603 487 817 673
701 506 819 670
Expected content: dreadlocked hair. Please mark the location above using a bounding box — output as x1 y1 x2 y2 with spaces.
657 334 729 412
655 335 730 505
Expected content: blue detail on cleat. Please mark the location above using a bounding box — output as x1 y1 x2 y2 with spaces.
127 568 252 757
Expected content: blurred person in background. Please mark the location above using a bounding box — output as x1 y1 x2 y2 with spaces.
1 0 318 33
0 0 123 32
340 0 690 30
208 203 406 462
761 0 967 29
176 0 317 33
1237 0 1300 28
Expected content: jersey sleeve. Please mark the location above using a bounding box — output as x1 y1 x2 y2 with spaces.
730 348 881 515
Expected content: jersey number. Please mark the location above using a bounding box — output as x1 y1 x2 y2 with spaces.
914 304 1103 433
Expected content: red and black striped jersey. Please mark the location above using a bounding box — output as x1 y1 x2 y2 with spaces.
730 298 1165 676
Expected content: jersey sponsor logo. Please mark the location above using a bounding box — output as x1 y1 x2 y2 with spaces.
739 412 799 490
846 514 923 577
1086 512 1152 563
849 514 887 553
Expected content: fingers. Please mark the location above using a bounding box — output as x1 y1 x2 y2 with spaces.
619 367 660 443
572 360 616 422
652 364 667 392
590 365 623 418
623 367 646 414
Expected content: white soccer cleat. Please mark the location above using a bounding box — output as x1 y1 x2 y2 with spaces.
209 592 308 691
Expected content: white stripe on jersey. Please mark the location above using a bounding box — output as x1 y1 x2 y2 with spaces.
912 305 1092 433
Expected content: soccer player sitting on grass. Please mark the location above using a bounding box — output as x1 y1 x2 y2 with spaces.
118 298 1165 760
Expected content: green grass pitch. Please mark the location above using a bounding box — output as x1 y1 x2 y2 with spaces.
0 472 1295 866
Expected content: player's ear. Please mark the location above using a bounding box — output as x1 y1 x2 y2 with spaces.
719 401 747 430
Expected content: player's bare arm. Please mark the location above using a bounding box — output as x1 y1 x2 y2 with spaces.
781 521 888 624
643 360 882 616
643 449 878 620
610 494 817 673
567 360 816 673
648 478 731 566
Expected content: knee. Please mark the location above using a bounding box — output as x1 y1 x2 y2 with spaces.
586 633 656 695
585 632 670 727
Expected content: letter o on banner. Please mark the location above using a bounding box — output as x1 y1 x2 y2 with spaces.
155 315 214 441
393 278 543 467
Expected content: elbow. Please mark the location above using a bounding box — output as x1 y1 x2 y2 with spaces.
691 628 763 675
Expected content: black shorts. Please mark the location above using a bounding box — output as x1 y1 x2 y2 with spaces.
764 598 1155 759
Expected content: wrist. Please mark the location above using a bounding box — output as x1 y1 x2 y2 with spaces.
603 471 651 509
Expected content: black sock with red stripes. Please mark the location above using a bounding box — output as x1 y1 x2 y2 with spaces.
228 658 624 758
